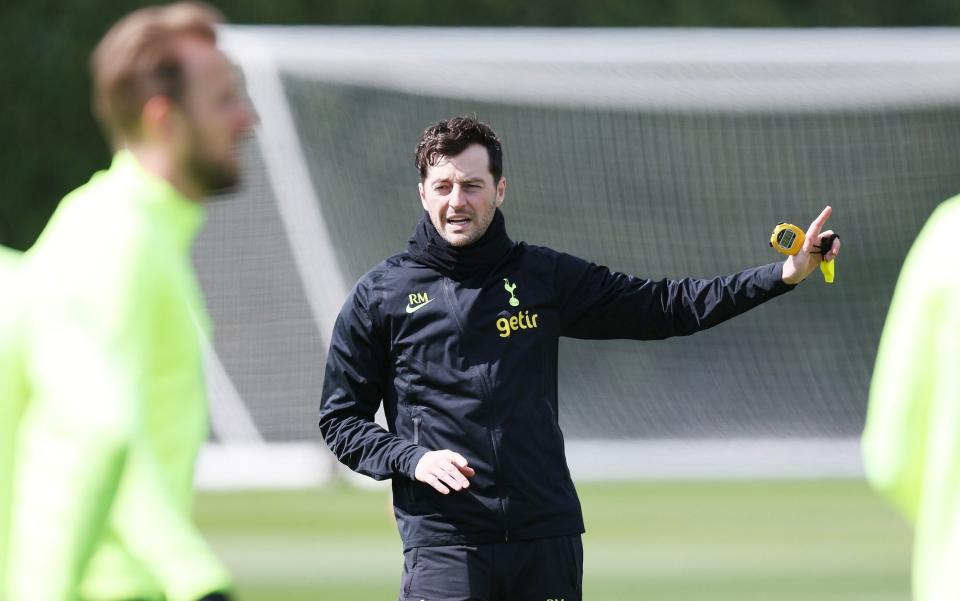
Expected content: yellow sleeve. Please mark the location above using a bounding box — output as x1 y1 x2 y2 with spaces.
7 229 155 601
102 438 231 601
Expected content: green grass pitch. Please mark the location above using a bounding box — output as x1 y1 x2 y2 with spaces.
195 480 911 600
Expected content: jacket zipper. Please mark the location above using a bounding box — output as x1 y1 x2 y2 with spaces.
440 277 467 333
488 427 510 541
412 415 422 445
477 364 508 541
441 276 510 542
408 415 423 505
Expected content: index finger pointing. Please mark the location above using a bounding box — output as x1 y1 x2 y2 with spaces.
805 205 832 243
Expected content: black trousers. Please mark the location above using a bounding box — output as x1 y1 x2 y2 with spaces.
399 535 583 601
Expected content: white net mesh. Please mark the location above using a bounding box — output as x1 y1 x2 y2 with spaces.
192 27 960 483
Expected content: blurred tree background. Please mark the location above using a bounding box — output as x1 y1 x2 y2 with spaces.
2 0 959 249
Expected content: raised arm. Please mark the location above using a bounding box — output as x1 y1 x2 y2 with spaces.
557 207 839 340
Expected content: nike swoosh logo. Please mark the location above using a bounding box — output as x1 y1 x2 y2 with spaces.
405 298 435 314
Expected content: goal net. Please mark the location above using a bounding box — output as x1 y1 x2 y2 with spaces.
192 27 960 486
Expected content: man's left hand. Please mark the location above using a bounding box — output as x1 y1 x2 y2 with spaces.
781 205 841 285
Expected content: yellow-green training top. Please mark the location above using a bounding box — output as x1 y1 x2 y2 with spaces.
863 195 960 601
0 245 25 598
6 151 230 601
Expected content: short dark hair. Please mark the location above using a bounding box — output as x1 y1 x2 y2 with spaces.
415 116 503 183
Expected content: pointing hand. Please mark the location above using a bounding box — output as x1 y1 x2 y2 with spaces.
781 205 841 285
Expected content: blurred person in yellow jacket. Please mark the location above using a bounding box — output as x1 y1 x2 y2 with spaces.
0 245 25 596
863 195 960 601
5 3 254 600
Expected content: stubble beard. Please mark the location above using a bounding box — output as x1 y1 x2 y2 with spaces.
188 150 238 197
185 124 241 197
436 210 494 247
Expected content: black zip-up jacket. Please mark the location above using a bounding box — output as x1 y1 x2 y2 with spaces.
319 213 794 550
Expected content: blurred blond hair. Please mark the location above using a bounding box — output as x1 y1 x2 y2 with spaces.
90 2 224 147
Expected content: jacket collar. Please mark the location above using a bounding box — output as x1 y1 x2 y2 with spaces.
406 208 514 280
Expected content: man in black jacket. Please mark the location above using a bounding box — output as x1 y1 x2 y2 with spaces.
319 116 840 600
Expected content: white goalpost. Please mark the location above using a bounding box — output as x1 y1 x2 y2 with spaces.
192 26 960 488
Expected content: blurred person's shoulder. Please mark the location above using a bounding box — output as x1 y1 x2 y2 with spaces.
933 193 960 225
34 162 162 253
24 163 167 297
902 194 960 290
920 195 960 250
0 245 21 270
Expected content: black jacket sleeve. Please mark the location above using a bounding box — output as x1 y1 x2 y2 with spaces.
318 278 427 480
555 254 794 340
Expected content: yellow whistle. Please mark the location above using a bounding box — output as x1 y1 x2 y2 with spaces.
820 259 835 284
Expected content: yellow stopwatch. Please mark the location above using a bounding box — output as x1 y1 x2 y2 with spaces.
769 223 805 256
769 222 838 284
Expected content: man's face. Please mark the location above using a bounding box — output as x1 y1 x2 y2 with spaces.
175 37 255 195
418 144 506 247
